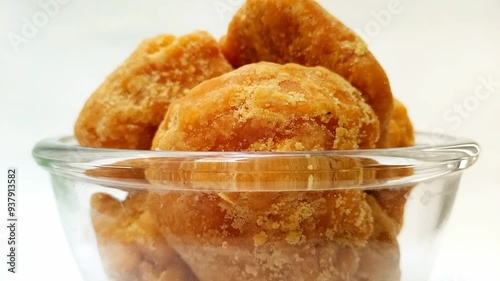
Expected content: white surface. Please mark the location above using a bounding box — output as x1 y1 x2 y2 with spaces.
0 0 499 280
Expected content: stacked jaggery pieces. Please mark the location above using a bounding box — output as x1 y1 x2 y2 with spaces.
76 31 233 281
220 0 394 148
216 0 416 279
369 99 416 229
74 0 417 280
147 61 415 281
356 99 415 281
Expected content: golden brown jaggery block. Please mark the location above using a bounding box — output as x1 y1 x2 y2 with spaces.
355 98 415 280
75 31 232 149
91 192 197 281
149 190 373 247
368 98 416 228
359 158 412 232
152 62 379 151
367 187 410 233
148 190 372 281
355 195 401 281
388 99 415 148
220 0 393 147
148 62 380 281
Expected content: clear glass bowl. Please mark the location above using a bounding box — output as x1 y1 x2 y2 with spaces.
33 132 479 281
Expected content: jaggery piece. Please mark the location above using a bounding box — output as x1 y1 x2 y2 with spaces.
220 0 393 147
91 192 197 281
149 190 373 247
148 62 380 281
368 98 415 227
387 99 415 148
356 99 416 280
152 62 379 151
148 190 372 281
75 31 232 149
354 195 401 281
367 187 410 232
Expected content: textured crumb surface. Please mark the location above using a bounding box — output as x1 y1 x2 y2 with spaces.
75 31 232 149
368 98 416 228
91 192 198 281
220 0 393 147
387 99 415 148
148 190 373 281
152 62 379 152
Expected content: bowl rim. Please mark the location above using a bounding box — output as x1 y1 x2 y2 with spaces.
32 132 480 191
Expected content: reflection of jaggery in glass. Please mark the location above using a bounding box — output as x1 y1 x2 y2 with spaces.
75 31 232 149
220 0 393 147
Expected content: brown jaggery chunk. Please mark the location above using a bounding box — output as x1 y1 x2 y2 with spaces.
355 195 401 281
367 187 410 232
148 62 381 281
356 99 416 280
149 190 373 247
148 190 372 281
91 192 197 281
368 98 416 227
75 31 232 149
387 99 415 148
220 0 393 147
152 62 380 151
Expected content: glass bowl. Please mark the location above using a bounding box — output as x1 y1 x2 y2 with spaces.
33 132 479 281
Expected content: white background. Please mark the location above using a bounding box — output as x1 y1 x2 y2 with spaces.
0 0 499 280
